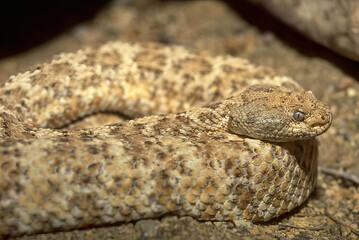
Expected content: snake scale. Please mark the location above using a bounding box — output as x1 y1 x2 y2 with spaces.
0 42 332 237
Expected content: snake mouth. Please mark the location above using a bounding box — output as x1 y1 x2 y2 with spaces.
312 118 332 136
311 122 329 128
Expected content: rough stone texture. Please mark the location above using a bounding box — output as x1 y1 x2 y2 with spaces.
246 0 359 62
1 0 358 239
7 217 264 240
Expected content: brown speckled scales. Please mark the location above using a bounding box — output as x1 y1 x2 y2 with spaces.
0 42 332 237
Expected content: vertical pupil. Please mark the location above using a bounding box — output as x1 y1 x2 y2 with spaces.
294 112 304 121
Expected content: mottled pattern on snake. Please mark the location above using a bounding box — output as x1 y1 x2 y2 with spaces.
0 42 332 237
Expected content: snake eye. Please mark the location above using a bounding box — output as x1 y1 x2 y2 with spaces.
293 111 305 121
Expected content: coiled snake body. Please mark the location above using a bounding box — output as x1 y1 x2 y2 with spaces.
0 42 331 237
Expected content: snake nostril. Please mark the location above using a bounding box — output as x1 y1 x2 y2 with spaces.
321 113 332 123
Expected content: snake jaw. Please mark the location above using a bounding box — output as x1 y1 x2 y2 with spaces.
302 100 332 136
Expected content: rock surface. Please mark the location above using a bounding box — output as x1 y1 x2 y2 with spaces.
1 0 358 239
247 0 359 62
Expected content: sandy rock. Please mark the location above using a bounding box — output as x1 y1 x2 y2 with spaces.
247 0 359 61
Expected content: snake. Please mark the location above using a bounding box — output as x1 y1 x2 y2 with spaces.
0 42 332 237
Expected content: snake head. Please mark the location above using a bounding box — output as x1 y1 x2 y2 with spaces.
227 85 332 142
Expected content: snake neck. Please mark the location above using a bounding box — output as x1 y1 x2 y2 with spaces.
177 100 233 134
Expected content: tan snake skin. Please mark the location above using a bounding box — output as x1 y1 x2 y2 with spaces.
0 42 332 237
